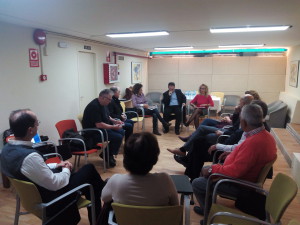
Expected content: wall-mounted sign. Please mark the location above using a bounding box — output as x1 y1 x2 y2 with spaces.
29 48 39 67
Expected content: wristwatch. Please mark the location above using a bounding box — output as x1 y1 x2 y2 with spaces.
208 167 213 174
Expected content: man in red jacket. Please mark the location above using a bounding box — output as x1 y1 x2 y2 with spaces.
192 103 277 216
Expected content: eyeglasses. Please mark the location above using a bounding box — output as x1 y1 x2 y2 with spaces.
200 88 206 90
103 96 112 101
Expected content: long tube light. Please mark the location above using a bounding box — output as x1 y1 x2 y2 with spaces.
210 25 291 33
154 46 193 50
150 48 287 56
219 44 265 48
106 31 169 38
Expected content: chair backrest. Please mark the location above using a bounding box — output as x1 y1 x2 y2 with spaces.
266 173 298 223
77 114 83 126
55 119 78 138
124 99 133 108
211 92 225 104
112 203 183 225
267 100 283 113
256 156 277 187
223 95 240 106
288 219 300 225
120 101 125 113
8 177 43 219
145 92 162 103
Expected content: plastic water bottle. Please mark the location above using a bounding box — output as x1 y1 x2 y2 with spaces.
187 91 191 99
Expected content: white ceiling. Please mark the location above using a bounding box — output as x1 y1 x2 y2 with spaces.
1 0 300 52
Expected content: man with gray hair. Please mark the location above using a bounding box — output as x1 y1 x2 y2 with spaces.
108 86 134 141
82 89 125 167
191 104 277 217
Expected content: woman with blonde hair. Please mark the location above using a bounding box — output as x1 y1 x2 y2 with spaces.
185 84 214 128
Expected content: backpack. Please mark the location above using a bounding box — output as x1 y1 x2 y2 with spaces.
62 128 93 152
3 129 13 145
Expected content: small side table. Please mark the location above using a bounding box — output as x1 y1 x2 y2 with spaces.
171 175 193 225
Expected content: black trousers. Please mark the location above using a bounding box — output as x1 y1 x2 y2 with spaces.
163 105 182 131
143 108 167 131
39 164 106 225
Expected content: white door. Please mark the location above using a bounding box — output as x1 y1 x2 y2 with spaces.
78 52 97 114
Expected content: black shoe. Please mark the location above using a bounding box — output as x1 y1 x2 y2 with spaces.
175 130 180 135
184 122 190 127
194 206 204 216
100 152 113 161
153 130 162 136
163 127 169 133
178 136 189 142
108 157 116 167
174 155 188 167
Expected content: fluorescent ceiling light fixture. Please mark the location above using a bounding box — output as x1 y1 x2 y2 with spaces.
219 44 265 48
150 48 287 56
154 46 193 50
106 31 169 38
172 55 195 58
210 25 291 33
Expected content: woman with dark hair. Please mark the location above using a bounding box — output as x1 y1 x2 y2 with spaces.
101 132 179 206
123 86 133 100
185 84 214 128
131 83 170 135
245 90 261 100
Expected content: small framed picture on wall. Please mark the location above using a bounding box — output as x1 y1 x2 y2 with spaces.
131 62 142 84
289 60 299 88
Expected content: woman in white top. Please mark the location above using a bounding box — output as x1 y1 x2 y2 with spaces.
101 132 179 206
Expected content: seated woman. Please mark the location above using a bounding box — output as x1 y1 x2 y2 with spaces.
131 83 170 135
123 86 133 100
101 132 179 206
185 84 214 128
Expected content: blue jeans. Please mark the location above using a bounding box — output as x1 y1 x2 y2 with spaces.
201 118 220 127
93 129 124 156
106 129 124 155
123 119 134 141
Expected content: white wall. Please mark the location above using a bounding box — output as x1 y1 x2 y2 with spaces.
280 45 300 123
0 21 148 147
148 56 286 104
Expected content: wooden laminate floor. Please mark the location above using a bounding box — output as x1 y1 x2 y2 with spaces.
1 118 300 225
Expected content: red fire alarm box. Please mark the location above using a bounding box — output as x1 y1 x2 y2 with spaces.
103 63 119 84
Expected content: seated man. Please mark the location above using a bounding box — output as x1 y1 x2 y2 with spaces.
191 104 277 216
82 89 125 167
108 86 134 142
162 82 186 135
178 100 271 181
208 100 271 160
167 94 253 156
1 109 106 225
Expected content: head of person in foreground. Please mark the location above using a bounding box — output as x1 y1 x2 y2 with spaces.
123 132 160 175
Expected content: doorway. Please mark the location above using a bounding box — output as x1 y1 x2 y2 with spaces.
78 51 97 114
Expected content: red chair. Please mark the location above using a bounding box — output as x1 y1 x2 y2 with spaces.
55 119 109 172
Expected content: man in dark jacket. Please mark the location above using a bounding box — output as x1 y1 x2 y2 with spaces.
108 86 134 141
162 82 186 135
